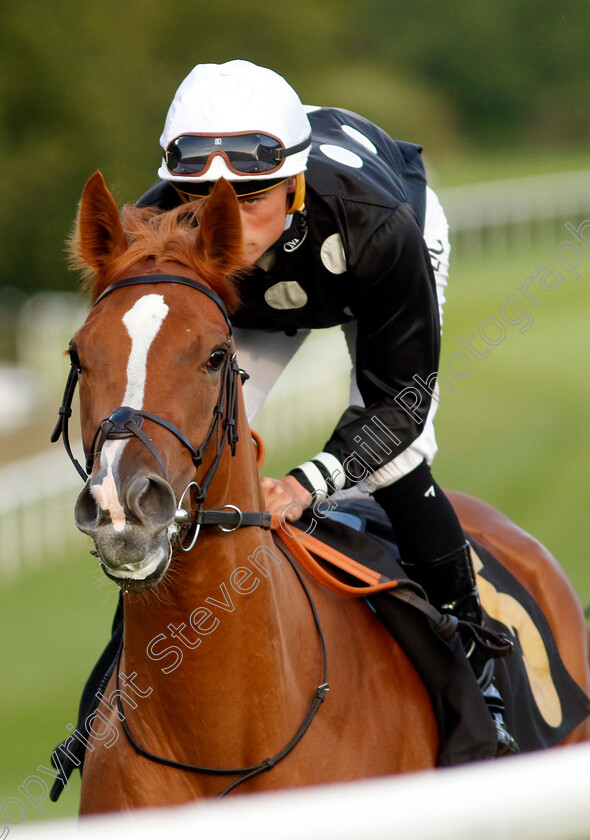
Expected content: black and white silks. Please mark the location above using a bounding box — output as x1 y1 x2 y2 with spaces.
138 107 450 499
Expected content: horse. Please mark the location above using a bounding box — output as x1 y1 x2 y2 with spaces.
59 171 590 814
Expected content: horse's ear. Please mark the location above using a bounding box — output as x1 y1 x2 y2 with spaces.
72 171 127 272
197 179 244 275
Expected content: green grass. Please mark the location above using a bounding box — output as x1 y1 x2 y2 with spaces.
433 238 590 605
0 549 118 823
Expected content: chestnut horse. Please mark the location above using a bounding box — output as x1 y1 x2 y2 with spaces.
61 172 590 814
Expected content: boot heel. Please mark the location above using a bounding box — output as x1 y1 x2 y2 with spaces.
479 667 520 756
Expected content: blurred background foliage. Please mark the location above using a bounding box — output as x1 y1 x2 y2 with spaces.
1 0 590 295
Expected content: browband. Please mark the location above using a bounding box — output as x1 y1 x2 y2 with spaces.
93 274 231 331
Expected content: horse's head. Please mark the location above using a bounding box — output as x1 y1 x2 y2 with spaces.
63 172 250 591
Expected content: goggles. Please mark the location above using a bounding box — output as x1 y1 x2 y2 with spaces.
164 131 312 178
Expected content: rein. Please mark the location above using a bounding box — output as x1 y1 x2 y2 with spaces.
51 273 270 542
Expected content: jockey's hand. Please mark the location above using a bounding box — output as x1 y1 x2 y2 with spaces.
261 475 311 530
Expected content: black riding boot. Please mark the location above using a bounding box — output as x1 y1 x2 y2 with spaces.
402 542 519 756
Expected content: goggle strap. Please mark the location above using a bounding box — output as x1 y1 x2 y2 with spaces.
275 133 312 161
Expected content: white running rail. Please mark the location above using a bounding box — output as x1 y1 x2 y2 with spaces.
0 446 87 579
438 168 590 256
9 741 590 840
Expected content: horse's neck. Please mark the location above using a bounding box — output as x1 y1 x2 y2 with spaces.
120 424 318 768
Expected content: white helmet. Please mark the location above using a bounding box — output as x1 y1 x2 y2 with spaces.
158 60 312 188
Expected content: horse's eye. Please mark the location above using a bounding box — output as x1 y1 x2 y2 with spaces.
207 349 227 371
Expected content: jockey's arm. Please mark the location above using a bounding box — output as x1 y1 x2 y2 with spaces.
286 203 441 503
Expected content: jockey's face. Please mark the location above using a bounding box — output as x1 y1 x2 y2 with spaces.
237 178 296 264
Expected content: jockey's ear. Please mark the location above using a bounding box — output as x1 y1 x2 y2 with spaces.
73 171 127 272
196 178 245 276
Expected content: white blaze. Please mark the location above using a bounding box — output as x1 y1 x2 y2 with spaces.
91 294 169 531
92 440 127 532
122 295 169 407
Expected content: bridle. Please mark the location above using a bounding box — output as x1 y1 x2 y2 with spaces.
51 273 271 546
51 272 330 798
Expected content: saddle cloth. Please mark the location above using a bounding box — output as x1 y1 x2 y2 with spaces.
287 497 590 764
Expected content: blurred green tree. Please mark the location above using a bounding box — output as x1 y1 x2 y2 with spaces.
0 0 588 294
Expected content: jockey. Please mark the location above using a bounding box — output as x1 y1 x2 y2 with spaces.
138 59 517 754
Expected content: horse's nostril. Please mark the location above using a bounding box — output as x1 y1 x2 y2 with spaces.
75 483 100 534
126 474 177 529
74 472 176 539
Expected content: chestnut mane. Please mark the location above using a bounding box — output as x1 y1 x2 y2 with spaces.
69 198 243 313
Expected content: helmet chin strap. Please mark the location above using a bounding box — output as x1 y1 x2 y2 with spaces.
286 173 306 214
172 173 306 213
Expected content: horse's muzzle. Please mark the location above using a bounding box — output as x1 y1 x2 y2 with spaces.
75 471 177 589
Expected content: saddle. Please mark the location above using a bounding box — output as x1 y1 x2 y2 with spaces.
277 498 590 764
